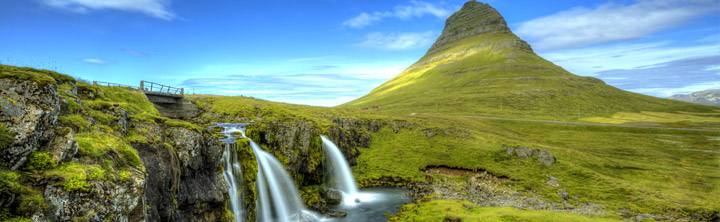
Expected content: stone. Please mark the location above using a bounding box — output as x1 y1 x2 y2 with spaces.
325 209 347 218
322 188 343 206
536 150 556 166
547 176 560 188
0 78 60 170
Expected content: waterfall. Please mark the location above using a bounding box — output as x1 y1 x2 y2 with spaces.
251 139 321 222
320 136 359 196
218 123 247 222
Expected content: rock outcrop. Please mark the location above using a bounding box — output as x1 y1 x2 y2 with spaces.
427 1 532 54
0 78 60 170
1 66 228 221
139 127 227 222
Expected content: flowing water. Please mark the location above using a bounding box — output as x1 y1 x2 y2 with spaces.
218 123 248 222
218 124 411 222
321 136 411 222
252 141 322 222
320 136 359 205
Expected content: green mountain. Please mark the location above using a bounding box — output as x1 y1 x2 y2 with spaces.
344 1 713 119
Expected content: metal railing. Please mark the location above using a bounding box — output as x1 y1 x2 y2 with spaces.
93 81 138 90
140 80 184 96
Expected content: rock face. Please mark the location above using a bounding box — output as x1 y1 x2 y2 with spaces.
670 89 720 107
1 68 228 222
43 174 145 222
428 1 532 54
0 78 60 170
139 127 227 222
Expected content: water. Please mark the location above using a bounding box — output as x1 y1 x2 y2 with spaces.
320 136 359 205
217 124 412 222
218 123 248 222
330 188 411 222
320 136 412 221
252 139 322 222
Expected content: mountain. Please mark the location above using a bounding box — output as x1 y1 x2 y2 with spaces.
670 89 720 106
343 1 714 119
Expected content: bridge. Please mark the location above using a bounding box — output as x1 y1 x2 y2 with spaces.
94 80 185 104
93 80 198 119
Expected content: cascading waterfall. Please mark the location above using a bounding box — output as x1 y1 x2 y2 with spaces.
218 123 247 222
320 136 361 206
251 138 321 222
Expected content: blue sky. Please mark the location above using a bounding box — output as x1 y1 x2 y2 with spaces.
1 0 718 106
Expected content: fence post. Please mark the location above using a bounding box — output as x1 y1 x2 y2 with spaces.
180 88 184 95
140 80 145 91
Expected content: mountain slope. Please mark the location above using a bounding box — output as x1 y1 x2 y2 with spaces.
671 89 720 106
343 1 714 119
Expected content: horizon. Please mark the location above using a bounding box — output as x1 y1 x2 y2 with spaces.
1 0 719 106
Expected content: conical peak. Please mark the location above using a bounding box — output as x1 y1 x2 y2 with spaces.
428 1 514 53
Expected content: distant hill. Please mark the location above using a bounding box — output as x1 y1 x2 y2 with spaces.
342 1 714 119
670 89 720 106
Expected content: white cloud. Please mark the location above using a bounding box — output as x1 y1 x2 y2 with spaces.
82 58 107 64
342 0 451 28
541 41 720 76
180 59 414 106
42 0 174 20
517 0 720 50
358 31 436 50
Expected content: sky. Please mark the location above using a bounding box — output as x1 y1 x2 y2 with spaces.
1 0 719 106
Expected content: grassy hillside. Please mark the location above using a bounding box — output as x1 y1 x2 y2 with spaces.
342 4 714 120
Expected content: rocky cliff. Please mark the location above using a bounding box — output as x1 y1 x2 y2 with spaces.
0 65 228 222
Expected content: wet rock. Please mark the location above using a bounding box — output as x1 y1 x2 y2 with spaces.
325 209 347 218
0 78 60 170
322 188 343 206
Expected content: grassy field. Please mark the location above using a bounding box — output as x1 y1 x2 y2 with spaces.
389 200 621 222
192 93 720 219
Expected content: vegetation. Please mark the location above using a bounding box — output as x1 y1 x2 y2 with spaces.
1 170 46 220
342 33 715 120
23 151 57 171
0 123 15 151
76 131 142 169
45 163 105 192
390 200 620 222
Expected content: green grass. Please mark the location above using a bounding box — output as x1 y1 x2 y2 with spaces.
45 163 105 192
0 170 47 219
390 200 620 222
59 114 91 131
342 32 715 120
192 91 720 218
75 132 142 169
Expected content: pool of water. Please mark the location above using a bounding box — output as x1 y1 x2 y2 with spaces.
327 188 412 222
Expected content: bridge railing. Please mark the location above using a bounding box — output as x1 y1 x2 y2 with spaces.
140 80 184 96
93 81 138 90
